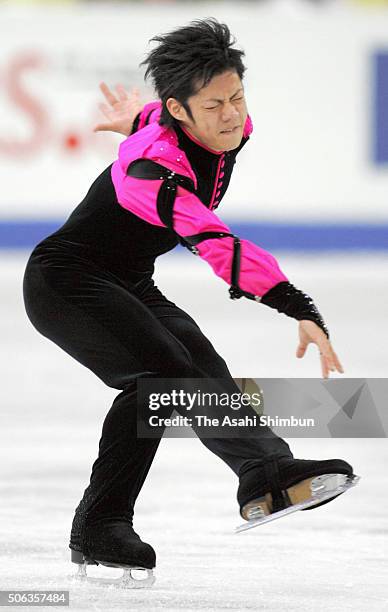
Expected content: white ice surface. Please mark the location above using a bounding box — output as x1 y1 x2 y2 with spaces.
0 251 387 611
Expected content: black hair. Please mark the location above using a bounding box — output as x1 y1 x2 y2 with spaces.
140 18 246 126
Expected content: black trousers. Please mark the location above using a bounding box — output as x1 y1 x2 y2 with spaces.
22 246 293 538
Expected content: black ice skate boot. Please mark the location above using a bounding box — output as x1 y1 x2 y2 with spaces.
70 513 155 588
236 457 359 532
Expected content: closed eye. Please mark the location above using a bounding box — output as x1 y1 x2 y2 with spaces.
203 95 244 110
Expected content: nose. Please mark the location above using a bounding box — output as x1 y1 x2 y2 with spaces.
221 102 239 123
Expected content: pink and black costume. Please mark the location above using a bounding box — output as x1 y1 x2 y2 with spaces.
22 101 327 565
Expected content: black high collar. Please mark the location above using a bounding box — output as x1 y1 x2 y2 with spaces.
173 120 249 209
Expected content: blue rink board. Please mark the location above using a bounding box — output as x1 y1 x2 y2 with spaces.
1 220 387 251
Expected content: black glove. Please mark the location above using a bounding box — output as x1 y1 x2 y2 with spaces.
261 281 329 338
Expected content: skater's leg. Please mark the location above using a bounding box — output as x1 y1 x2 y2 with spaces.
22 262 201 564
155 310 357 522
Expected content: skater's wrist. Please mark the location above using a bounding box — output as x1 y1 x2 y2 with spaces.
261 281 329 338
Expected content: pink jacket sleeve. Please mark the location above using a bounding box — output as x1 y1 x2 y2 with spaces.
115 175 288 297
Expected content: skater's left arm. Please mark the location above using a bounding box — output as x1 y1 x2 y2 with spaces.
117 171 341 378
296 320 344 379
259 281 344 378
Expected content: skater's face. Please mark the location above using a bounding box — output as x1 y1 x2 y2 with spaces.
166 70 248 152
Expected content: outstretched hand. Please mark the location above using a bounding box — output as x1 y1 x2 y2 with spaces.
93 82 143 136
296 320 344 379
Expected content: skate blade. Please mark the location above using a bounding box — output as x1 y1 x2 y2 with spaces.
69 563 155 589
235 473 360 533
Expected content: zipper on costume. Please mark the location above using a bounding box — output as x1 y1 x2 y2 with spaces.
210 153 226 210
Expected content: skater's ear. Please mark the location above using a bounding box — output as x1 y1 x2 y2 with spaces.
166 97 190 122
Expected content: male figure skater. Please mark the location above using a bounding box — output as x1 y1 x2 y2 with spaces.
23 19 355 586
